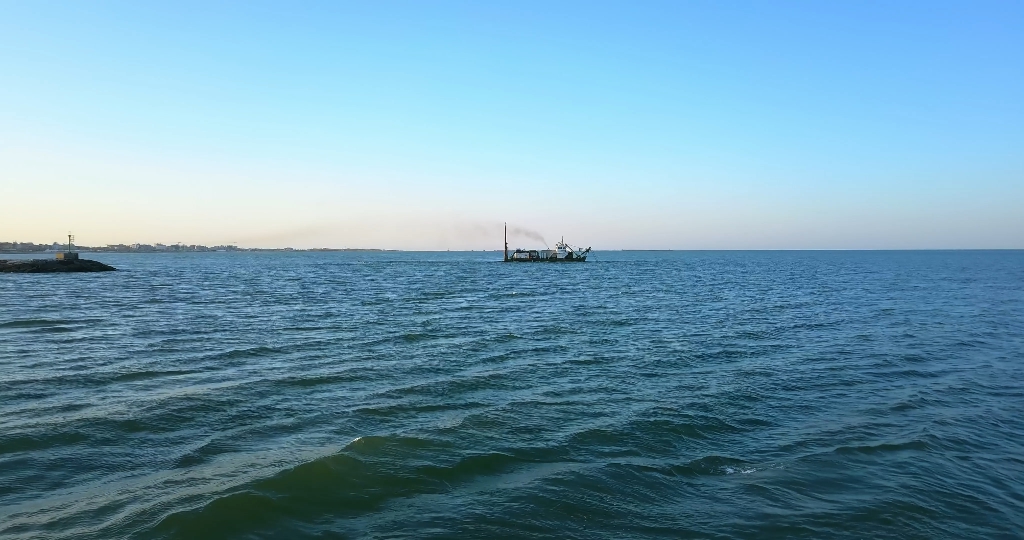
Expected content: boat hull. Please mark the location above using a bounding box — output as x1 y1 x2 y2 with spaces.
505 256 587 262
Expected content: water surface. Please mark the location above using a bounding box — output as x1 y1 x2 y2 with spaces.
2 251 1023 538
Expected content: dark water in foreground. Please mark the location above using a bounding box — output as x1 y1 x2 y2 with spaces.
2 251 1023 539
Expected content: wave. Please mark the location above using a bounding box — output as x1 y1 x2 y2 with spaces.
371 370 518 402
0 431 91 455
153 440 545 538
832 439 930 455
401 332 436 342
172 438 236 469
31 326 77 334
351 401 487 418
198 346 281 364
890 394 942 412
623 455 758 478
112 369 200 383
344 434 450 455
276 372 360 388
0 318 106 335
564 414 746 458
0 318 74 329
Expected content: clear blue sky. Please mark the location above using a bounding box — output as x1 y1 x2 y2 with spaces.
1 1 1021 249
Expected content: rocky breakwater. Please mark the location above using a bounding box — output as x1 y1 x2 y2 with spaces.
0 258 117 273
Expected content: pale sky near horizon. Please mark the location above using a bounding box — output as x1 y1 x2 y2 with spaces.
1 1 1022 250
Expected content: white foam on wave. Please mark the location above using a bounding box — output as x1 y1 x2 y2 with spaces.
723 466 758 475
723 462 787 475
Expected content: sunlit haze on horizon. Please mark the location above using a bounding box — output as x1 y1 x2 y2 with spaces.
1 1 1022 250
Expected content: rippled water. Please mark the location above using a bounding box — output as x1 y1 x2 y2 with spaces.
2 251 1023 539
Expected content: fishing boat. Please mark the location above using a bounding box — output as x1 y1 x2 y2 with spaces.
503 223 591 262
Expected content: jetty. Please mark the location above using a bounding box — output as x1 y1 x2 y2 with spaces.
0 234 116 273
1 259 116 273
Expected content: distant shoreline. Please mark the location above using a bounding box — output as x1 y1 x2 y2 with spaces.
0 248 402 254
2 247 1024 255
2 248 1022 255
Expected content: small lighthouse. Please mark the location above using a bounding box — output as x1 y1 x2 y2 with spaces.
55 233 79 261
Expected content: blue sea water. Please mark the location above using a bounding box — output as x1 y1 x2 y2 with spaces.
1 250 1023 539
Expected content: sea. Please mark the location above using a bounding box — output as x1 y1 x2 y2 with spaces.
1 250 1022 539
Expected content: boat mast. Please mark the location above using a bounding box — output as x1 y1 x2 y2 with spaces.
503 222 509 262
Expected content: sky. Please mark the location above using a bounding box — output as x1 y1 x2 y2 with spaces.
1 1 1022 250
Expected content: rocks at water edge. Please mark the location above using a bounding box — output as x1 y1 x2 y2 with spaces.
0 259 117 273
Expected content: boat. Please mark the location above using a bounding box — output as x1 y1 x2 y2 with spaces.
503 223 591 262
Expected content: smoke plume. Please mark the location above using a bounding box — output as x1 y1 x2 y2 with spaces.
507 226 548 248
